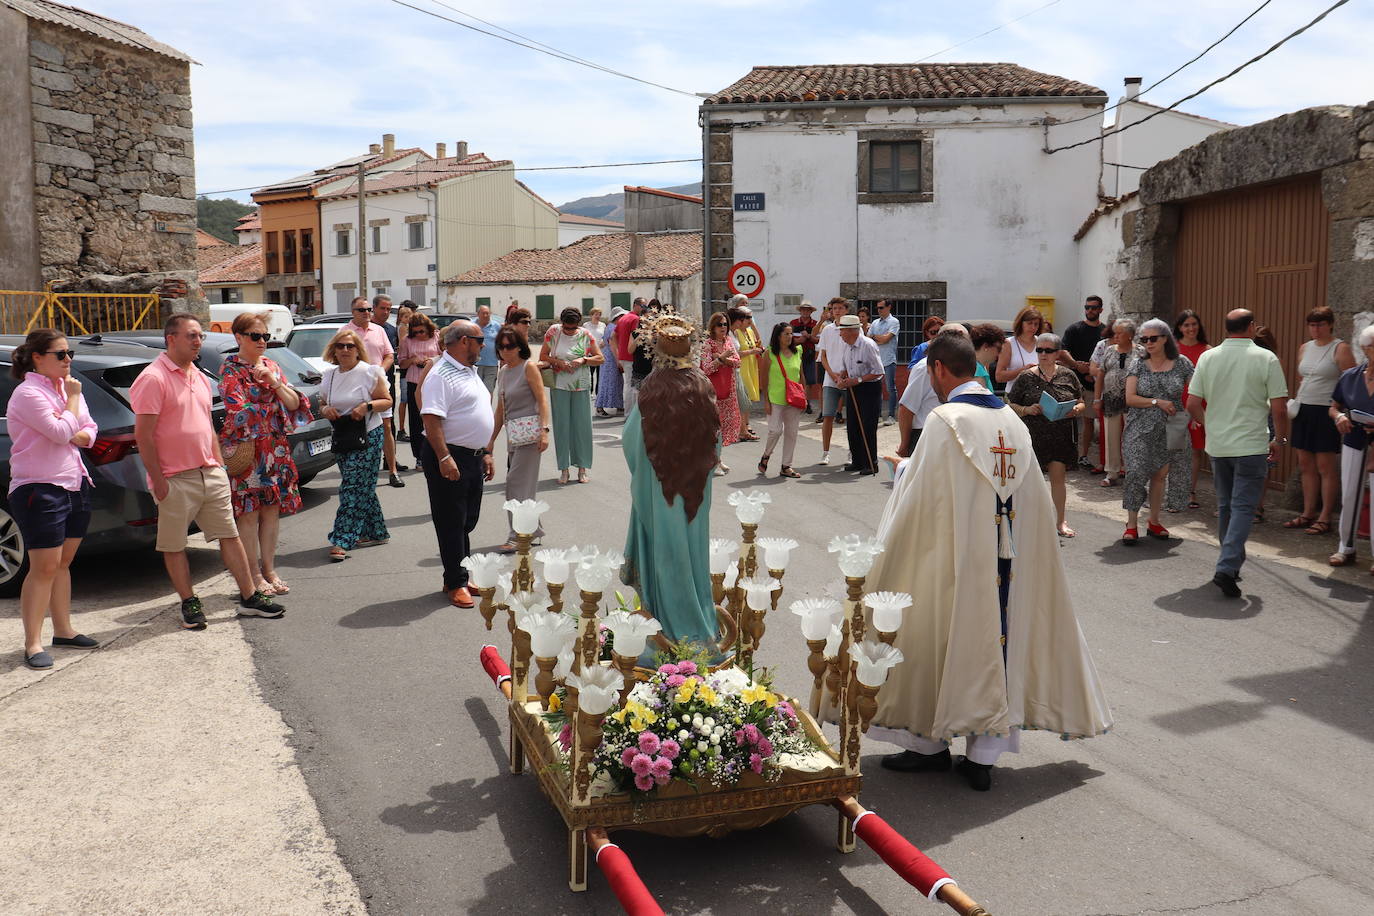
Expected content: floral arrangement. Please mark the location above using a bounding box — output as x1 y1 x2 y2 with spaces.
549 661 816 795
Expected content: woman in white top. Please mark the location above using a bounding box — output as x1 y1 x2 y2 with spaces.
994 306 1044 385
320 328 393 561
1285 306 1355 535
542 307 604 484
583 308 606 402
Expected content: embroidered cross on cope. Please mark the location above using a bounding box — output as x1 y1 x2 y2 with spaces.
990 431 1017 484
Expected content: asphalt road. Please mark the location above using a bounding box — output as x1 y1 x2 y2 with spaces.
234 413 1374 915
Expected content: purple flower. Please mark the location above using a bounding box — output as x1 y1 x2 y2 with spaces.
637 731 660 755
665 674 686 688
620 747 638 767
630 753 653 776
650 757 673 780
557 723 573 751
777 701 795 720
756 737 773 757
634 773 655 792
677 661 698 675
659 739 680 760
742 724 761 744
658 663 680 677
749 753 764 774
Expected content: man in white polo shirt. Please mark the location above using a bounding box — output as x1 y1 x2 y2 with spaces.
420 321 495 609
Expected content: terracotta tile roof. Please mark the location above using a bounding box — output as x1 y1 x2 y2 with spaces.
2 0 196 63
195 228 228 248
200 243 265 285
557 212 624 227
196 241 238 271
624 186 703 204
255 148 426 196
705 63 1105 105
234 212 261 231
448 232 701 284
317 154 508 199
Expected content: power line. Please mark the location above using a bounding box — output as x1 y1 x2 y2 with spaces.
385 0 700 98
1045 0 1350 154
1053 0 1276 127
915 0 1066 63
196 157 702 197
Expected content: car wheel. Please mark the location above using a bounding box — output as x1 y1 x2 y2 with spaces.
0 503 30 598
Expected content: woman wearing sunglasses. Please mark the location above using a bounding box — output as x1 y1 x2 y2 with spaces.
320 328 392 561
1007 333 1085 537
7 329 100 668
1119 318 1194 545
218 312 313 595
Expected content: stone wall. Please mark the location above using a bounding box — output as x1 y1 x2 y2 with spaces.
27 19 201 313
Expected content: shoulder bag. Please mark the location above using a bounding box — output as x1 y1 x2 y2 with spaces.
507 415 542 448
1165 409 1191 451
776 352 807 410
323 368 369 454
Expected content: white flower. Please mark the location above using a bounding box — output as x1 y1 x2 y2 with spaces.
679 729 690 741
628 682 656 705
697 740 709 752
710 734 720 745
711 667 751 695
704 717 715 728
692 714 703 726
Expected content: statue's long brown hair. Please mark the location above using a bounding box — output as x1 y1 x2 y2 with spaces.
639 366 719 522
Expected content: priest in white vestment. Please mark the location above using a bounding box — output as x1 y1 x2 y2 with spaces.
847 334 1112 791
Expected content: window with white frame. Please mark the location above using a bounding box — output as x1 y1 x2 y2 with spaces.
774 293 802 314
335 229 352 257
407 221 428 250
369 226 384 254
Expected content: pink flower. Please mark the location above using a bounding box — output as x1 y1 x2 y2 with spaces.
620 747 638 767
665 674 686 688
557 723 573 751
630 753 653 776
734 729 747 747
777 701 795 720
658 663 679 677
650 757 673 780
637 731 660 755
676 661 698 675
742 724 761 744
634 773 655 791
756 737 773 757
659 739 680 760
749 753 764 774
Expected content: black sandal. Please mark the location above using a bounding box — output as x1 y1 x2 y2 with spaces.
758 456 769 475
780 465 801 479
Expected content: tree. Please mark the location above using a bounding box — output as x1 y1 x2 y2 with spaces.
197 197 255 244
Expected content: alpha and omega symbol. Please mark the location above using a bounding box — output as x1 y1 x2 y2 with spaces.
990 431 1017 484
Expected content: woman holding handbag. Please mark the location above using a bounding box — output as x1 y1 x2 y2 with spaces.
219 312 312 595
758 322 806 479
489 325 550 552
701 311 741 475
543 307 604 484
319 328 392 562
1119 319 1193 545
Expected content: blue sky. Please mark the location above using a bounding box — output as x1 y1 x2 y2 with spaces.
91 0 1374 208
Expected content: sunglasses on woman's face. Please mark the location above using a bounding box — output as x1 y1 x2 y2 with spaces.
44 349 77 360
242 331 271 342
1139 335 1163 343
498 342 519 350
1035 347 1058 354
335 342 357 351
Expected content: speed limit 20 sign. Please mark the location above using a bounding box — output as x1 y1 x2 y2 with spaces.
727 260 765 299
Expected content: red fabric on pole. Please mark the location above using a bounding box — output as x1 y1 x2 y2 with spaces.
854 813 951 897
595 845 664 915
479 645 511 687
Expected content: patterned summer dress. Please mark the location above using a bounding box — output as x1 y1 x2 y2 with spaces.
1122 355 1195 514
218 354 313 517
701 334 741 447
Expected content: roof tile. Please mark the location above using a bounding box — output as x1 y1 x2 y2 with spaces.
200 243 265 285
705 63 1104 105
448 232 700 285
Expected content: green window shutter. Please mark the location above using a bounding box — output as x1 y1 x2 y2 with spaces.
581 297 594 312
475 297 491 308
610 292 631 310
535 295 555 320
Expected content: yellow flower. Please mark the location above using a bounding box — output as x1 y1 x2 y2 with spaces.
697 684 719 707
610 707 628 723
741 683 776 707
548 693 562 713
617 700 658 729
675 679 698 704
629 717 646 731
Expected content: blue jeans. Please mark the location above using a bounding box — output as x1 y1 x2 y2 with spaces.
1211 454 1269 577
883 362 897 418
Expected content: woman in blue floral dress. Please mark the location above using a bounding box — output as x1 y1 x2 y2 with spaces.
219 312 313 595
319 328 392 561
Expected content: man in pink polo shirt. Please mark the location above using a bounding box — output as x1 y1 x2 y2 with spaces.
348 295 405 486
131 313 286 629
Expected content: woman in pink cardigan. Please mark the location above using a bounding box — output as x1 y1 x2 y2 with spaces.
7 329 99 669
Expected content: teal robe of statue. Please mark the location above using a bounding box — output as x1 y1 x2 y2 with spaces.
621 406 719 647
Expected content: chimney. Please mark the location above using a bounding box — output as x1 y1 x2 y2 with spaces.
436 142 447 159
1124 77 1141 100
628 233 645 270
382 133 396 156
456 140 469 158
368 143 381 155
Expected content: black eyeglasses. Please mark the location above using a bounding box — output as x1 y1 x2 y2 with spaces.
353 307 370 313
334 342 357 350
463 334 485 342
1085 305 1103 310
44 349 77 360
1139 335 1163 343
1034 347 1059 354
498 342 519 350
242 332 271 342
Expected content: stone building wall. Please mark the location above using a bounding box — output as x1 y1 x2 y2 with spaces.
27 19 201 311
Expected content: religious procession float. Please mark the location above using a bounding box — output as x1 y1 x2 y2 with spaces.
469 307 991 915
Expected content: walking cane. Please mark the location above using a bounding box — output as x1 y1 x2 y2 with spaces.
846 381 877 474
1344 435 1370 556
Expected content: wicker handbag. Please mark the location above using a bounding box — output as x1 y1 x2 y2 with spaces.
222 441 254 477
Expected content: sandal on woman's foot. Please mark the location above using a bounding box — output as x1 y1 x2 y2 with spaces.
328 547 348 562
578 469 590 484
1187 495 1201 509
1100 476 1118 488
1329 552 1355 567
780 465 801 479
558 470 570 485
1283 515 1315 529
1254 507 1265 522
1121 527 1139 545
758 456 770 475
1305 520 1331 536
1057 524 1076 538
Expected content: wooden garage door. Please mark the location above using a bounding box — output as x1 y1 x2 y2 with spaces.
1174 175 1330 485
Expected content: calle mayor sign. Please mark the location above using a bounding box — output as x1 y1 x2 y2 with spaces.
733 192 765 212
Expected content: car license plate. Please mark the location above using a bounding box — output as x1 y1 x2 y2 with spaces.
308 437 330 456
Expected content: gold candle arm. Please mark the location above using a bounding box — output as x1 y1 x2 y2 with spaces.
611 651 637 703
533 656 558 709
547 581 565 614
474 586 498 630
805 638 828 691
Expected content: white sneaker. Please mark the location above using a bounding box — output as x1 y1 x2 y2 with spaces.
820 451 830 465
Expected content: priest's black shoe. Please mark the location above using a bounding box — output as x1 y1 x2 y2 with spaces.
1212 571 1241 598
880 749 951 772
956 757 992 791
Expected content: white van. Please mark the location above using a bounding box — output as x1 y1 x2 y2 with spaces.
207 303 294 342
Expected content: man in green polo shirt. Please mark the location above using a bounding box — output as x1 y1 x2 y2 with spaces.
1186 308 1290 598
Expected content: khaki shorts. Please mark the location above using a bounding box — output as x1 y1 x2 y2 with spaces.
155 466 239 552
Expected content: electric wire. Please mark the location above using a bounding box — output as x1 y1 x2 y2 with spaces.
914 0 1066 63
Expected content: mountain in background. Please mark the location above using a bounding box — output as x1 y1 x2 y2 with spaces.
197 197 255 243
557 182 701 222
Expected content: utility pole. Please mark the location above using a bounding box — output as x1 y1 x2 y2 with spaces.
357 163 368 298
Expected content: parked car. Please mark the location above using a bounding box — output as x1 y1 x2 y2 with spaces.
206 303 294 340
0 336 226 597
99 332 335 485
284 321 349 373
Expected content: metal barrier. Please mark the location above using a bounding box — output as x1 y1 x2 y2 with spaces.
0 287 160 337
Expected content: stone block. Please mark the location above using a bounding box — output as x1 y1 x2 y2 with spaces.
176 110 193 129
1130 204 1179 244
156 93 191 110
153 123 194 142
709 185 731 209
709 208 734 236
33 104 93 133
1321 161 1374 219
708 162 732 185
30 86 50 106
29 38 64 65
151 153 195 178
30 66 74 91
68 178 100 197
32 123 49 143
179 177 196 198
1356 218 1374 261
34 163 50 186
42 228 82 265
1326 259 1374 311
708 131 733 164
1119 277 1171 320
137 193 195 216
34 142 93 170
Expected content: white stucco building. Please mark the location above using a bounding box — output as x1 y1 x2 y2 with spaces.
558 212 623 246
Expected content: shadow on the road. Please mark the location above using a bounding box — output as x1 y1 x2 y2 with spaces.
1151 698 1270 736
338 595 448 629
273 544 345 572
381 513 434 529
1092 538 1184 566
1155 585 1263 619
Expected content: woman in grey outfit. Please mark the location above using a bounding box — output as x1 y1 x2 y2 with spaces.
487 324 550 552
1119 318 1194 544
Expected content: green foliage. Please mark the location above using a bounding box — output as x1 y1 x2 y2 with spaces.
197 197 254 244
